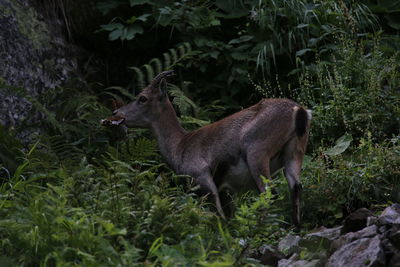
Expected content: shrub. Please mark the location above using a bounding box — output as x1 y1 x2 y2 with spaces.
300 135 400 227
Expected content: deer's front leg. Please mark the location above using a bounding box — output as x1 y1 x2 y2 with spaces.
195 173 226 219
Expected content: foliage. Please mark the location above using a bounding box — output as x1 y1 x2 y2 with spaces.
1 0 400 265
95 0 378 107
300 135 400 227
301 35 399 145
0 72 284 266
0 137 283 266
128 42 200 93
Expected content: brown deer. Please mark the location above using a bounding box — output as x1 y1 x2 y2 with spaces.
102 70 312 228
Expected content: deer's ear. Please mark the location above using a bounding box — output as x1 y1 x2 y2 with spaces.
158 78 167 100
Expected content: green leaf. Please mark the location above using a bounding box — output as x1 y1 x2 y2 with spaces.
231 52 248 61
100 23 123 31
129 0 149 7
228 35 253 45
296 48 312 57
210 19 221 26
324 134 353 156
297 23 309 29
137 14 151 22
109 29 122 41
126 16 137 24
208 50 220 59
97 1 124 15
126 25 143 40
180 116 210 127
215 0 248 18
386 15 400 30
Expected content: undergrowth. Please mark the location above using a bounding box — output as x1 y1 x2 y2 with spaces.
0 141 284 266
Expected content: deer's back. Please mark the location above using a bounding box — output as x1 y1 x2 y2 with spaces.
175 98 300 175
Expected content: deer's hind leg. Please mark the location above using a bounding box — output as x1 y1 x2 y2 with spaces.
245 148 272 194
283 137 307 230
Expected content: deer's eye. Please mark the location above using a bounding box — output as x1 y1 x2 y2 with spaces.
138 96 147 104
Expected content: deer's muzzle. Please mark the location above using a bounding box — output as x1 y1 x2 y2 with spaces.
100 115 125 126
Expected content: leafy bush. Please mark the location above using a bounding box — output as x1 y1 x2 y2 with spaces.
0 142 287 265
298 135 400 227
95 0 378 107
302 36 400 144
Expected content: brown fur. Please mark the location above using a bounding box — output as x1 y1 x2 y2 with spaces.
109 71 312 228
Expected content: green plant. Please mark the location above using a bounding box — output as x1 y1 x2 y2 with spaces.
95 0 378 109
300 135 400 227
300 35 399 145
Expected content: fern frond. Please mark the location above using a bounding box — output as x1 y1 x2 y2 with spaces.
129 66 146 89
128 42 199 93
180 116 210 127
183 42 192 52
168 84 197 116
163 52 172 70
143 64 155 84
107 137 158 162
100 86 134 101
178 44 186 58
169 48 178 64
46 135 84 163
149 58 163 75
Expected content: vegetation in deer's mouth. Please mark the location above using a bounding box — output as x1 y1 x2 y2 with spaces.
101 116 125 126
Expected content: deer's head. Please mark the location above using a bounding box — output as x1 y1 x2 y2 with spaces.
101 70 175 128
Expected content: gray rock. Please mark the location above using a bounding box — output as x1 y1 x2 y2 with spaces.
332 224 378 250
378 204 400 225
342 208 375 234
305 226 342 240
382 236 397 257
257 244 286 267
388 249 400 267
327 236 386 267
0 0 80 141
367 216 378 226
388 225 400 249
278 234 301 255
288 253 299 261
278 259 321 267
299 226 342 252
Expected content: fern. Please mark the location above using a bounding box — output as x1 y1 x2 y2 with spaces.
107 137 158 163
130 66 146 90
168 83 197 116
100 86 135 101
143 64 155 85
149 58 162 75
169 48 178 64
163 52 171 71
128 42 200 91
46 135 84 163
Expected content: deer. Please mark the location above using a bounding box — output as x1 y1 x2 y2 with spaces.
102 70 312 229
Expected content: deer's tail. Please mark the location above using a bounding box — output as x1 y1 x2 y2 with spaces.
295 107 312 138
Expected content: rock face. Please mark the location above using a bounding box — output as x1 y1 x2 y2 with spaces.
255 204 400 267
0 0 79 136
327 236 385 267
278 234 301 255
341 207 375 234
379 204 400 225
256 245 285 266
332 224 378 250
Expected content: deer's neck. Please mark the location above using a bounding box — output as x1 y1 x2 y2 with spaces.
150 102 186 170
